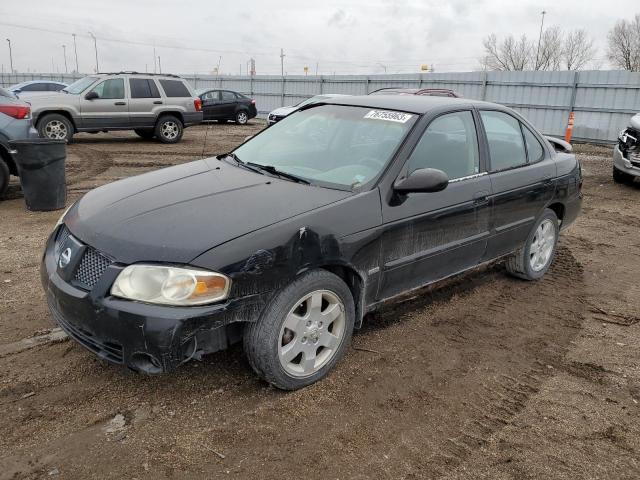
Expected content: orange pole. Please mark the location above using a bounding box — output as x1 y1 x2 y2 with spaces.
564 111 575 143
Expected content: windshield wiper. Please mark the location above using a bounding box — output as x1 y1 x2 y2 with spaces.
246 163 310 184
220 152 264 174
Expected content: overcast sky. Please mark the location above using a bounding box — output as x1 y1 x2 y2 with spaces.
1 0 637 76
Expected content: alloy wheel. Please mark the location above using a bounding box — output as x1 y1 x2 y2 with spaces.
161 121 179 140
278 290 346 377
529 219 556 271
44 120 68 140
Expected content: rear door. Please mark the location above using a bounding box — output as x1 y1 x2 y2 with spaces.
219 91 238 119
201 90 221 120
378 109 492 300
479 110 556 259
128 77 163 128
79 77 129 129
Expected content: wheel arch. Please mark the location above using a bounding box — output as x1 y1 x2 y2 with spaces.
35 110 77 132
317 264 365 328
156 111 184 124
0 143 17 176
546 202 565 225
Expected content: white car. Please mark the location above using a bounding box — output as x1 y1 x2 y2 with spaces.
613 113 640 184
9 81 68 99
267 94 349 125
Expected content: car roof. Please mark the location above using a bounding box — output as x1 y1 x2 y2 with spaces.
321 94 496 114
11 80 67 88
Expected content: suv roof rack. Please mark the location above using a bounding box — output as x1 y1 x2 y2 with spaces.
97 71 181 78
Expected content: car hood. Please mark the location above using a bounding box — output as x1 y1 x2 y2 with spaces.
65 158 352 264
270 106 297 117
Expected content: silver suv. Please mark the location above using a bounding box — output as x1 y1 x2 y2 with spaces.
30 72 203 143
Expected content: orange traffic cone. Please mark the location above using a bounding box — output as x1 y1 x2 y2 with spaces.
564 112 575 143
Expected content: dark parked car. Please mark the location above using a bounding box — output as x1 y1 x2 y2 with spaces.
198 89 257 124
42 95 582 390
9 80 68 98
0 87 39 198
369 87 460 97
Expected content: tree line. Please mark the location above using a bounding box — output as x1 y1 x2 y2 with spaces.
481 13 640 71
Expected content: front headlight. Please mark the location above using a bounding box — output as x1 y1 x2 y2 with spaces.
111 265 231 306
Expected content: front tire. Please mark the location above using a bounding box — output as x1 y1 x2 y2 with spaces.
37 113 74 143
244 269 355 390
613 166 634 184
506 208 559 281
155 115 183 144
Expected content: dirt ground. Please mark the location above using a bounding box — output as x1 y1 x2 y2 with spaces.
0 124 639 480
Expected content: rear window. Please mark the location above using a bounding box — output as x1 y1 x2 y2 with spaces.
130 78 161 98
159 80 191 97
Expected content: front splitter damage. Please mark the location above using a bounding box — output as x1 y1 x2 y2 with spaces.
619 126 640 167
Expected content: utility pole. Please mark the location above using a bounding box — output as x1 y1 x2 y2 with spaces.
216 55 222 76
153 46 156 73
62 45 68 73
72 34 79 73
535 10 547 70
315 62 319 76
6 38 13 73
280 48 285 77
88 31 99 72
158 56 162 73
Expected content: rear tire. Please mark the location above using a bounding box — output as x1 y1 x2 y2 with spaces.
134 128 155 140
0 159 9 199
235 110 249 125
155 115 183 144
243 269 355 390
506 209 559 281
37 113 74 143
613 166 634 184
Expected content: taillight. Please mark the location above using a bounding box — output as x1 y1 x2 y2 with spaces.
251 99 256 104
194 98 202 112
0 105 30 119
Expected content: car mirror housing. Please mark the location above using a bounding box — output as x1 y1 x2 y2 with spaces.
394 168 449 194
85 91 99 100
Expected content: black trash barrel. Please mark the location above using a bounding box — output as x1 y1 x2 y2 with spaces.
10 139 67 211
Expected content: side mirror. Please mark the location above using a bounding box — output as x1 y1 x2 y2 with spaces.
13 88 22 93
84 91 99 100
394 168 449 194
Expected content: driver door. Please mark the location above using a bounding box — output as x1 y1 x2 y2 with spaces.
79 78 129 129
378 110 492 300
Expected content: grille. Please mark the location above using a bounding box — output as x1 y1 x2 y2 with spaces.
74 248 112 289
48 298 124 364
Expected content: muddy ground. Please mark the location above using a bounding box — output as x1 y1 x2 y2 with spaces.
0 124 639 480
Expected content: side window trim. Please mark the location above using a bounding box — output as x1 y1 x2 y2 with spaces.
520 122 546 164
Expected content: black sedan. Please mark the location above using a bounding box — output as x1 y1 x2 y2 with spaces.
197 89 257 124
42 95 582 390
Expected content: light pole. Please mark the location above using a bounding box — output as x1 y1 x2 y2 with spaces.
62 45 68 73
6 38 13 73
88 31 99 73
72 33 79 73
535 10 547 70
377 63 387 73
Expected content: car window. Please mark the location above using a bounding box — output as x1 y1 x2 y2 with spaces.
233 105 417 189
159 79 191 97
90 78 125 99
21 83 41 92
480 111 527 171
522 124 544 163
64 76 98 94
406 111 480 180
221 91 236 101
50 83 66 91
202 91 219 101
129 78 161 98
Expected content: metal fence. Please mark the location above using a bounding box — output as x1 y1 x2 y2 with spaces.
3 70 639 143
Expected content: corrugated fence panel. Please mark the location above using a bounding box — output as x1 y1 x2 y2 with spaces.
2 71 638 142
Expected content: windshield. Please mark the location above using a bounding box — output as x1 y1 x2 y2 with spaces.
63 76 98 94
233 104 416 189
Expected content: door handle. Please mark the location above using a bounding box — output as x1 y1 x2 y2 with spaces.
114 101 126 106
473 190 490 205
542 174 554 185
153 101 163 105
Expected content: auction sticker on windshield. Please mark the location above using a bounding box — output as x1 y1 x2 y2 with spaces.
364 110 413 123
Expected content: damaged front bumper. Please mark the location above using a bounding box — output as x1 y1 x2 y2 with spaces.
41 226 269 374
614 126 640 178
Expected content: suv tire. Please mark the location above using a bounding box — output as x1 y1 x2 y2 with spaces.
155 115 183 144
134 129 155 140
506 208 559 281
243 269 355 390
0 159 9 199
235 110 249 125
37 113 74 143
613 166 634 184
